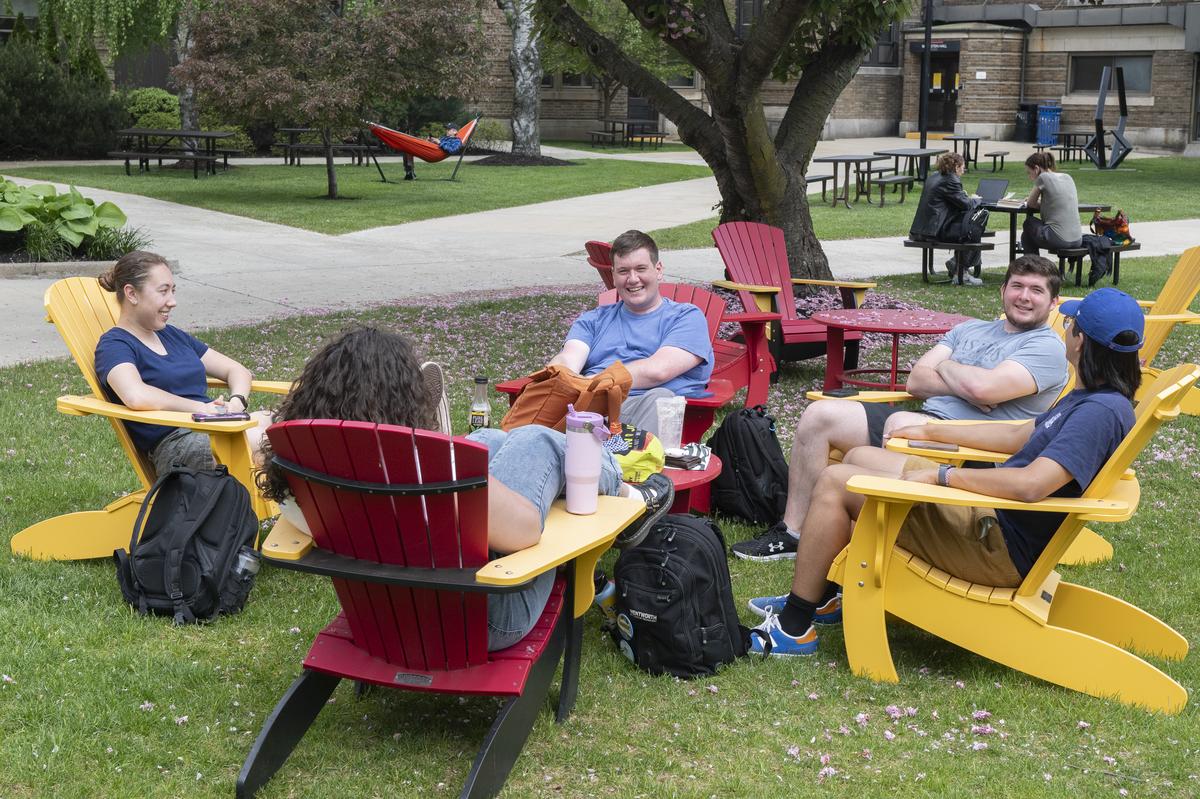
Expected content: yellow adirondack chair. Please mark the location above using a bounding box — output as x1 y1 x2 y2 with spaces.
10 277 290 561
830 363 1199 713
1132 246 1200 413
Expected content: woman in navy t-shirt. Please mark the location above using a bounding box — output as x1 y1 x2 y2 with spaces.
93 251 271 474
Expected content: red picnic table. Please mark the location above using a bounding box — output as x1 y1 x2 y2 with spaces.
811 308 973 391
662 454 722 515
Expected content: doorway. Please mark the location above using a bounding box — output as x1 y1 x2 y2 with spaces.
926 54 960 132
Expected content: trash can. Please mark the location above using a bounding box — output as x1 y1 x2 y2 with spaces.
1014 102 1038 143
1036 104 1061 147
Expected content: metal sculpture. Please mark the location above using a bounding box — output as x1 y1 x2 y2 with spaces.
1085 66 1134 169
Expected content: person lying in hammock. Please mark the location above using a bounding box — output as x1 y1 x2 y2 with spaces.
404 123 464 180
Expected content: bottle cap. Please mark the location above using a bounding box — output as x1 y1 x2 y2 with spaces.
474 376 488 384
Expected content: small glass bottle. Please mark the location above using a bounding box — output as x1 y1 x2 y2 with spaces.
468 376 491 432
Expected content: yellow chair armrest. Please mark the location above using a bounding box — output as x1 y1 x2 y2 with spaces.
1143 312 1200 324
844 474 1133 519
885 437 1010 464
790 278 877 290
56 394 256 432
261 518 313 561
477 496 644 586
805 390 913 403
1064 295 1154 310
711 279 780 294
206 377 293 394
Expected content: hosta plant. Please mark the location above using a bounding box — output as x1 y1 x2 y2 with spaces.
0 179 127 248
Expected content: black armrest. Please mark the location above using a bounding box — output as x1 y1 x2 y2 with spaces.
267 546 537 593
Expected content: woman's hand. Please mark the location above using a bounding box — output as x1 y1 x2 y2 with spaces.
884 423 932 443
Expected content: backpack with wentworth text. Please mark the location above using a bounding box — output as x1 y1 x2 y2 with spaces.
114 465 261 624
610 514 750 678
707 405 788 524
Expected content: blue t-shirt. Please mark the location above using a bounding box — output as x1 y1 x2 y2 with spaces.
923 319 1068 422
94 325 210 452
566 298 714 398
996 388 1134 576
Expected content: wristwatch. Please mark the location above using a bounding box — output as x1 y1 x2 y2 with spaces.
937 463 954 487
229 393 249 411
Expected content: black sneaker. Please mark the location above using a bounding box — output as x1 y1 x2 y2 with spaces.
731 520 798 561
615 473 675 550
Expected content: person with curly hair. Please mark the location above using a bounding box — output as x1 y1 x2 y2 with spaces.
258 326 675 651
909 152 986 285
94 251 272 475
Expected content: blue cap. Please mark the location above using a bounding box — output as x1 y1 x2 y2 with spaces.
1058 287 1144 353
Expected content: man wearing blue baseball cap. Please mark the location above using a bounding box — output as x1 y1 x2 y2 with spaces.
749 288 1144 657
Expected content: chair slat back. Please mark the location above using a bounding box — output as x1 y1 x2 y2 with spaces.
267 420 492 671
712 221 797 321
44 277 156 489
1143 247 1200 365
598 283 724 342
1020 364 1200 592
585 240 615 290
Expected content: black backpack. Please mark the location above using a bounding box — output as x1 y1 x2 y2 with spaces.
610 515 750 678
114 465 261 624
707 405 788 524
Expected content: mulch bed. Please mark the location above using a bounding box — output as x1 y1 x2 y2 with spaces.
471 153 576 167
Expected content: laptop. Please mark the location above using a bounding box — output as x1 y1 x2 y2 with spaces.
975 177 1009 205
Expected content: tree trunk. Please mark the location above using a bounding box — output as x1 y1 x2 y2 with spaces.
321 127 339 199
173 16 200 156
497 0 541 157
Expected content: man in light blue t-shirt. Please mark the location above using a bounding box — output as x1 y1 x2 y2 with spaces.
550 230 713 435
731 255 1070 563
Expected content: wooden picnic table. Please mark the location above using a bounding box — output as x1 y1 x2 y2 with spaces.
1055 131 1091 163
943 134 985 171
811 154 889 209
113 128 233 179
812 308 973 391
984 201 1112 263
873 147 947 180
277 127 315 165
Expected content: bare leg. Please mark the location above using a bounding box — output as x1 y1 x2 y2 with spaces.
790 462 886 602
841 445 913 476
782 400 871 531
486 477 544 555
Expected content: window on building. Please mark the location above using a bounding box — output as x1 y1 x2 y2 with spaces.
862 23 899 67
541 72 555 88
735 0 763 39
1070 54 1152 94
561 72 595 88
667 71 696 88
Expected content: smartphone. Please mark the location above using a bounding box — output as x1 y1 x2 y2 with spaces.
906 439 960 452
825 387 859 397
191 412 252 422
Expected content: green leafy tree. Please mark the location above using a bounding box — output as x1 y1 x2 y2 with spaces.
539 0 685 122
539 0 912 279
174 0 487 199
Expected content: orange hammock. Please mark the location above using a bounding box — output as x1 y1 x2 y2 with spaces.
365 117 479 162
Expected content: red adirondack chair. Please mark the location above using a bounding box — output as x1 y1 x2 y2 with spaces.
238 419 644 799
585 240 615 289
712 221 877 373
497 283 775 441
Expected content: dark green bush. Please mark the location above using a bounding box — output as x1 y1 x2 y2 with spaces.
0 40 126 158
121 87 180 123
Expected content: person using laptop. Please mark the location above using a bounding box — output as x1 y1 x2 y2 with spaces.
909 153 986 286
1020 151 1082 257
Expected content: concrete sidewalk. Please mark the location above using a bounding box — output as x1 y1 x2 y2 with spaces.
1 136 1194 367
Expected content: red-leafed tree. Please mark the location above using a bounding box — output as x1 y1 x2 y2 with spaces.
174 0 488 198
538 0 911 279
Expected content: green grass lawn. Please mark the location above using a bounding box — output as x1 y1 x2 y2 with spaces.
543 138 697 154
0 159 712 235
2 257 1199 797
650 156 1200 250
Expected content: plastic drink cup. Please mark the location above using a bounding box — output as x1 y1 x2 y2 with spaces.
564 404 609 515
655 396 686 452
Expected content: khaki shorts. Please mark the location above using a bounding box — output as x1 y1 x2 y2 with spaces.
894 456 1023 588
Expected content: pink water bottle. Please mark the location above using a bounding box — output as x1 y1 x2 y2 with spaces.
564 404 609 515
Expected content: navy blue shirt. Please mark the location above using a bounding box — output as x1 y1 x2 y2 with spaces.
94 325 210 452
997 388 1134 576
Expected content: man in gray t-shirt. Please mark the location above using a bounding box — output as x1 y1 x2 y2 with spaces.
1020 152 1082 257
730 255 1070 563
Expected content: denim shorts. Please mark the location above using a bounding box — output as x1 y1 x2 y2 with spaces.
468 425 623 650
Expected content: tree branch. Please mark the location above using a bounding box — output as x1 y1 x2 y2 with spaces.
774 38 867 168
614 0 734 84
736 0 816 98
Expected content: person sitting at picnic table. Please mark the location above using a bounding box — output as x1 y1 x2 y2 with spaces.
546 229 714 436
747 287 1144 657
1020 151 1081 257
257 326 675 651
909 152 986 286
730 255 1068 563
403 123 464 180
94 250 272 475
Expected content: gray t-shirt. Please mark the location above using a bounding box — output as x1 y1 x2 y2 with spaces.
922 319 1068 422
1036 171 1081 242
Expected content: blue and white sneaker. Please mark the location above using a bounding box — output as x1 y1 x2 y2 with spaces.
747 592 843 625
749 613 819 658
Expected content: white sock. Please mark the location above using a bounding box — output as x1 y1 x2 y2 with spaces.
785 526 801 541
